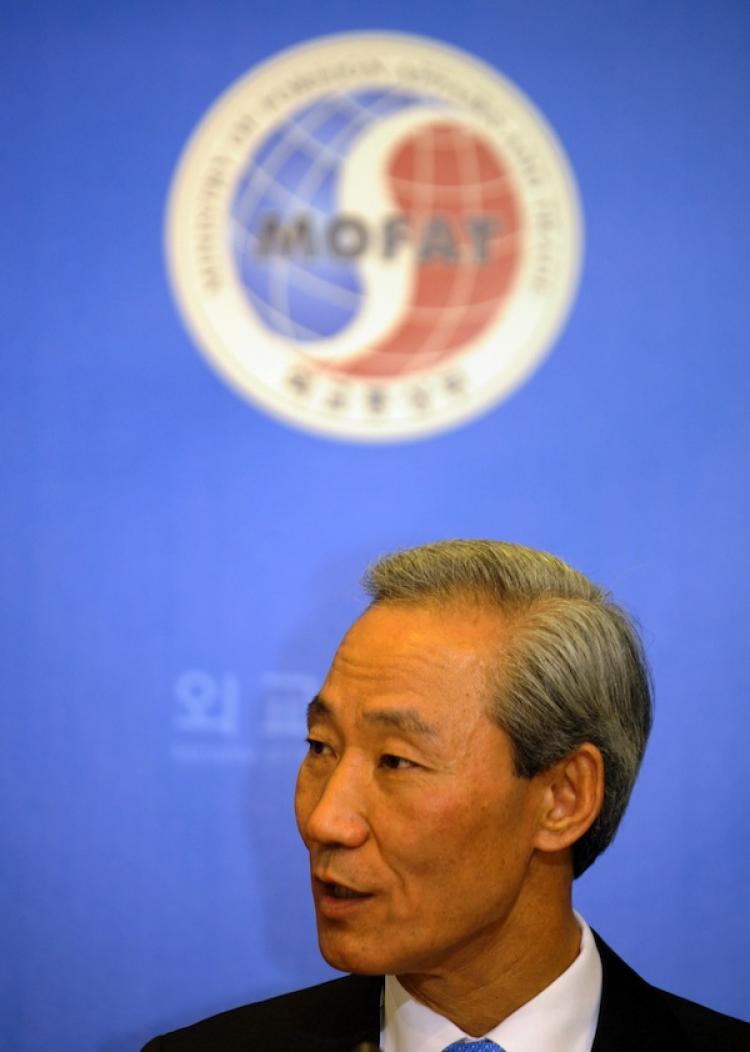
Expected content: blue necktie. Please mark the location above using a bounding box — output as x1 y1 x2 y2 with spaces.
441 1041 505 1052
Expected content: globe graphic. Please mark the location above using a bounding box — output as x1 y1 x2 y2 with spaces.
230 87 521 379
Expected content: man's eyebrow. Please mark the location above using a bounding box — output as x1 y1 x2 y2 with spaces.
362 708 439 739
306 695 330 726
306 696 438 740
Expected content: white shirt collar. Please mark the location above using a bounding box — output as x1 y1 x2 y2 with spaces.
381 913 602 1052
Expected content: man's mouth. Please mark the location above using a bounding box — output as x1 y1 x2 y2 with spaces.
324 881 371 900
314 875 374 909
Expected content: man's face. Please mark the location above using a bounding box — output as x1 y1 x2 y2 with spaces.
294 600 549 979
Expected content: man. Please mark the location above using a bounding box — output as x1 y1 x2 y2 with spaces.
143 540 748 1050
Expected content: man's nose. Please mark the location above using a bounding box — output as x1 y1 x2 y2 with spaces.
303 757 370 848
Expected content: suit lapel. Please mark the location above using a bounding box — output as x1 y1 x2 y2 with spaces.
592 933 690 1052
287 973 382 1052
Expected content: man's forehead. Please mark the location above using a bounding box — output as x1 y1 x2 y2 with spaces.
327 620 489 703
313 600 510 736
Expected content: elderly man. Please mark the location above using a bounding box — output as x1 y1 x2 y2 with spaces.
143 540 748 1050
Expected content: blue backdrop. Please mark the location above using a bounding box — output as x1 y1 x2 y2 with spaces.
3 2 749 1049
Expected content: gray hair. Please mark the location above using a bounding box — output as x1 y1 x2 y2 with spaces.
362 539 653 877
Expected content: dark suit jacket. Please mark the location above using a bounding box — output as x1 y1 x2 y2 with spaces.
141 935 749 1051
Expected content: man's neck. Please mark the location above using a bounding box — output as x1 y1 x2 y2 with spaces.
396 899 581 1037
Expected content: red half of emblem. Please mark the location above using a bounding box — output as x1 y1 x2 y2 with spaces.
326 121 522 379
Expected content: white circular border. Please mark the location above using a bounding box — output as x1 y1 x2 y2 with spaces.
166 32 583 442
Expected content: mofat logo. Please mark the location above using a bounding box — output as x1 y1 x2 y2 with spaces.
166 33 582 442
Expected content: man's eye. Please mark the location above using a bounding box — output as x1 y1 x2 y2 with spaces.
380 753 416 770
305 737 330 757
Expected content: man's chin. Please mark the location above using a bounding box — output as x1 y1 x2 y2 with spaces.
317 932 394 976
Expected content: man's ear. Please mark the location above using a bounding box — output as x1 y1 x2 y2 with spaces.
533 742 605 855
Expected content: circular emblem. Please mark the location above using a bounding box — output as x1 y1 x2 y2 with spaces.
166 33 582 441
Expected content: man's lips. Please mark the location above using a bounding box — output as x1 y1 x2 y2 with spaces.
313 874 375 915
